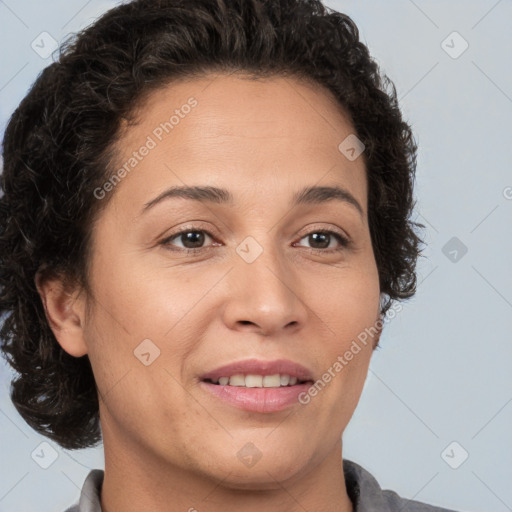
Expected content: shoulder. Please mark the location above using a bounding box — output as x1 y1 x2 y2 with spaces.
343 459 463 512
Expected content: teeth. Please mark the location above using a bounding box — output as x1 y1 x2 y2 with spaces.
262 374 281 387
211 374 305 387
245 375 262 387
229 374 245 386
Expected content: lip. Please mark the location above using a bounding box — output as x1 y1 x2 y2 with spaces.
200 358 314 382
200 380 312 413
199 358 314 413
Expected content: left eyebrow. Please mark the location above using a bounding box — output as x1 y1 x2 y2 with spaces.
291 185 363 217
141 184 363 217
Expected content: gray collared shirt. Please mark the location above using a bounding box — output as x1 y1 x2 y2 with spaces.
64 459 461 512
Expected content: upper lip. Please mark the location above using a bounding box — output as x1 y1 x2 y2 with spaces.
200 358 314 382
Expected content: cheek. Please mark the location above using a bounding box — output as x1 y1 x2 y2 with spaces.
311 259 380 341
300 262 380 409
81 269 199 447
81 244 228 420
85 243 208 342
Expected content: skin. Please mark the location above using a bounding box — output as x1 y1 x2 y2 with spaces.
37 73 382 512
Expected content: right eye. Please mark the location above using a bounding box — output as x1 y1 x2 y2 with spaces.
160 228 219 253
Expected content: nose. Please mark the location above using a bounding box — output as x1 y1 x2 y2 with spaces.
220 237 309 337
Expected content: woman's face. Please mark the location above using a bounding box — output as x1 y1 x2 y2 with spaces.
67 73 381 486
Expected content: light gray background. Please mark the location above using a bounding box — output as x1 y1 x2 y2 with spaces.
1 1 511 511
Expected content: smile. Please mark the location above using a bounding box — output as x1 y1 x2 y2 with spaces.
204 373 309 387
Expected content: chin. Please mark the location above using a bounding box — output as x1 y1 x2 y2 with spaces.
194 444 313 489
211 464 306 491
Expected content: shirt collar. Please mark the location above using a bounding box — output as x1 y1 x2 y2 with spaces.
76 469 103 512
343 459 394 511
75 459 392 512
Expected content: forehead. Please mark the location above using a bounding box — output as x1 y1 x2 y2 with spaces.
106 73 367 214
128 72 354 143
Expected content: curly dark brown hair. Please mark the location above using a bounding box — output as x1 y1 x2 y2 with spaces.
0 0 423 450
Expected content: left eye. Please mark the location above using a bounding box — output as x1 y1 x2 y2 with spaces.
294 230 349 252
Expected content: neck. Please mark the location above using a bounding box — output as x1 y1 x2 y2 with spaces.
99 422 353 512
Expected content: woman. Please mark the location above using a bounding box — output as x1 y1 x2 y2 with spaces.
0 0 463 510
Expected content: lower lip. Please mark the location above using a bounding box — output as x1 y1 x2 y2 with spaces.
199 381 312 413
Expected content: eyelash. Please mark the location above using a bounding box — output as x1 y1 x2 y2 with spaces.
159 226 351 255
